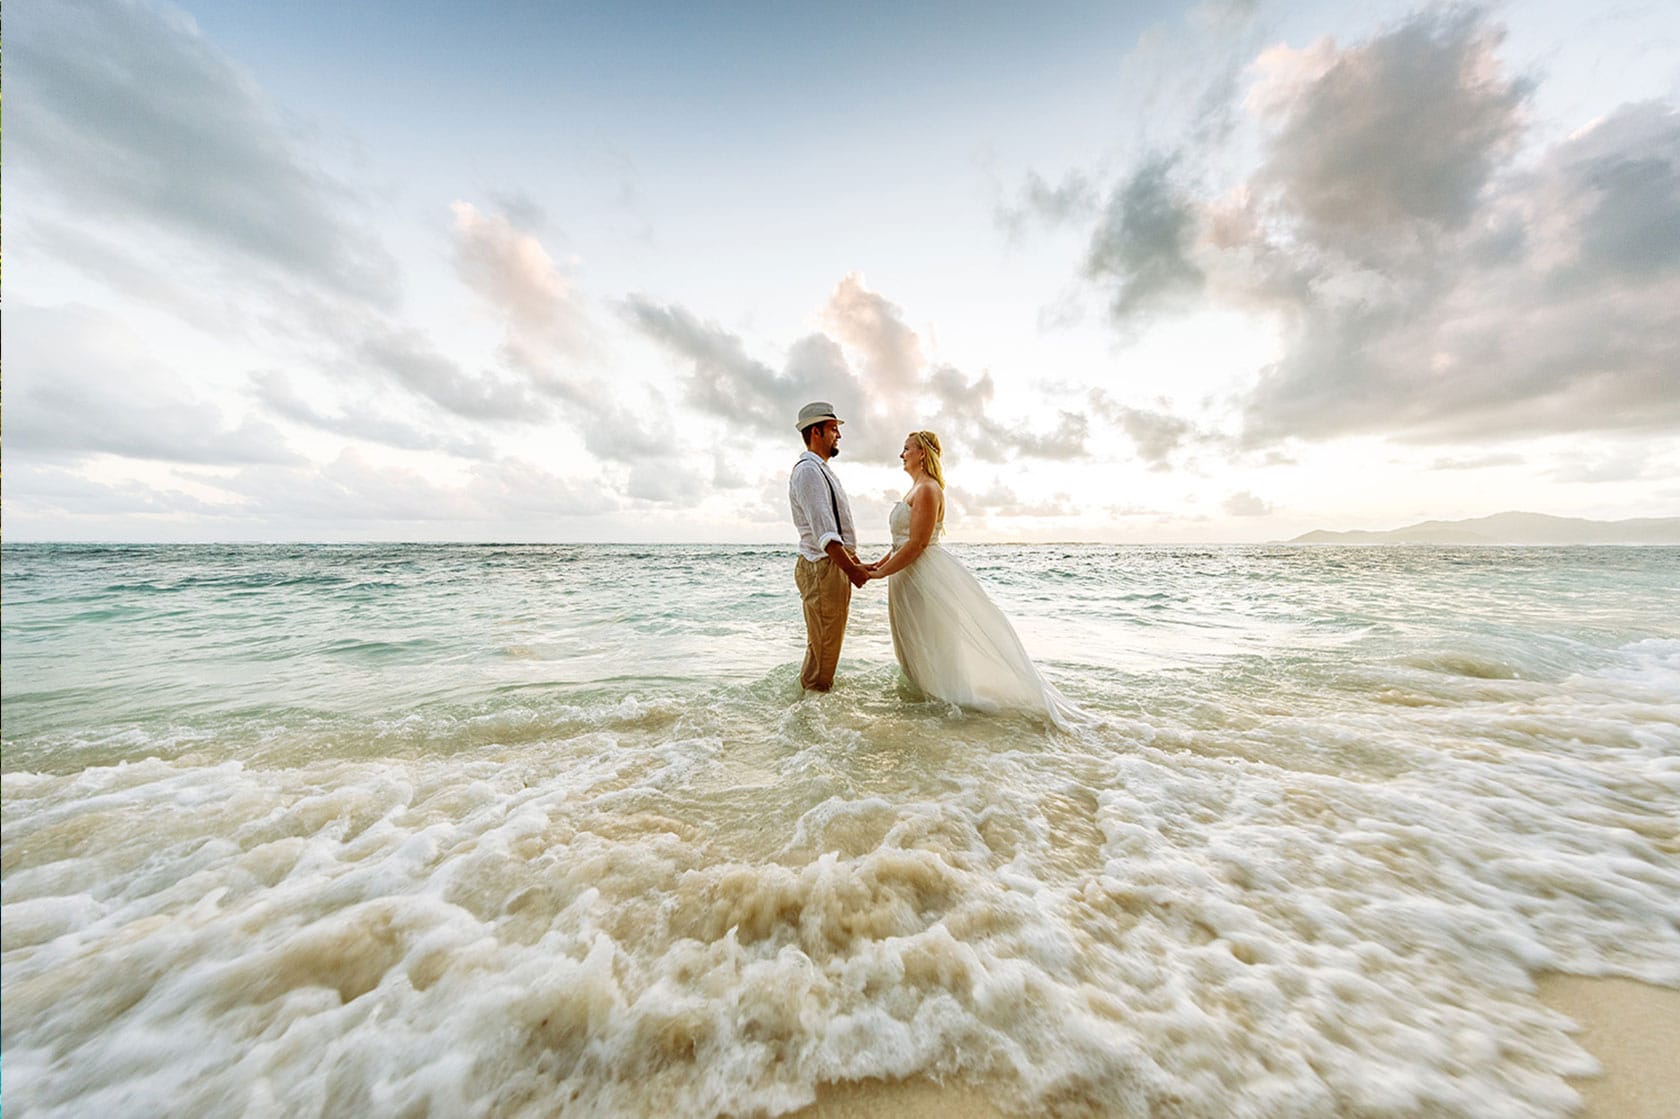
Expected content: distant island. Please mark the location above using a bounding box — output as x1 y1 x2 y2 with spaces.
1287 512 1680 545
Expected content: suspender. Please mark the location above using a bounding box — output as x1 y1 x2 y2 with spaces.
801 460 844 539
818 465 842 531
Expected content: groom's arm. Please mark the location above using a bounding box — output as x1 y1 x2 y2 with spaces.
826 539 869 588
793 463 868 587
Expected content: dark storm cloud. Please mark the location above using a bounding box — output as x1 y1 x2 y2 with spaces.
1041 6 1680 446
9 0 396 304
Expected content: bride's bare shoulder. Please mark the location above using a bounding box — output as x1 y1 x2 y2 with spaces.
905 481 940 507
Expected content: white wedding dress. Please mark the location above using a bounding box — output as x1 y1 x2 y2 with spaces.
886 501 1084 727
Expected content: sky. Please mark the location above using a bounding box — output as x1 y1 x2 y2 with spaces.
5 0 1678 543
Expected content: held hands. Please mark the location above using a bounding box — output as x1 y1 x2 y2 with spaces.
842 553 870 589
845 553 891 586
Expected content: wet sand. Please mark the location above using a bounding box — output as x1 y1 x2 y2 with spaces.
1538 974 1680 1119
787 1077 1010 1119
785 974 1680 1118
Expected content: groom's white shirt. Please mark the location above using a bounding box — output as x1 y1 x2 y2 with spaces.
789 450 858 563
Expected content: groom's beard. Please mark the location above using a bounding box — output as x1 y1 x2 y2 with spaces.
830 446 840 458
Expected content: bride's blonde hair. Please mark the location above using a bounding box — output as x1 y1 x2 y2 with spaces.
911 430 944 489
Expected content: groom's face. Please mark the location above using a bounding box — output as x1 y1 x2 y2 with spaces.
814 421 841 458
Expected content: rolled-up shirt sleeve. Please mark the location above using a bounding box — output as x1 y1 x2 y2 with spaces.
790 461 844 554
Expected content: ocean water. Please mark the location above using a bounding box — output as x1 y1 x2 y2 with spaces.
2 542 1677 1118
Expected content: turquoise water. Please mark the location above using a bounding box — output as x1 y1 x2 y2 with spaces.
3 543 1678 1117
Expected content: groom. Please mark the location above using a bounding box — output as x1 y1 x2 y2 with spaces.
789 402 869 691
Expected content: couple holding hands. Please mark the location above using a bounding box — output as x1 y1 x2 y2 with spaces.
788 401 1081 727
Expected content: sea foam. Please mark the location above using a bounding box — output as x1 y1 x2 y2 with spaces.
4 545 1677 1116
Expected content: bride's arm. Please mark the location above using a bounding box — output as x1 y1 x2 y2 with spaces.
869 490 938 579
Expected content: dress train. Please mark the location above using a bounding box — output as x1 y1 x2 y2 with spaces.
885 502 1084 727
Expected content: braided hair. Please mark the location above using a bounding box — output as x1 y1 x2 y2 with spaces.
911 431 945 529
911 431 944 489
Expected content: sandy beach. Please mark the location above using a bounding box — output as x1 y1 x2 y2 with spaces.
791 1077 1009 1119
784 974 1680 1118
1539 974 1680 1119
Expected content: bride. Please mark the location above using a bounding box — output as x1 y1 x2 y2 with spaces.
865 431 1084 727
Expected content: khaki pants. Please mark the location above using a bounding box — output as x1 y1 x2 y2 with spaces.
795 555 851 691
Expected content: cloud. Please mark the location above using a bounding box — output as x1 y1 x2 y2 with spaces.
565 385 673 464
948 483 1078 518
8 2 571 462
1045 7 1680 446
626 462 709 504
355 324 548 422
451 201 595 381
995 170 1102 240
711 454 751 490
3 462 236 520
9 0 394 304
211 452 619 525
1085 156 1206 322
5 305 301 466
925 367 1089 463
1222 490 1272 516
462 459 621 519
487 189 551 233
1545 444 1662 484
1428 452 1526 471
627 274 1094 464
625 292 868 443
5 454 622 539
822 274 926 407
1245 8 1527 239
1237 91 1680 445
249 370 498 458
1089 391 1200 466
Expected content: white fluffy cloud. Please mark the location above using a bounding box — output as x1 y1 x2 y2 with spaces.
10 0 395 303
1039 7 1680 447
208 452 620 525
627 274 1098 465
451 202 596 381
1223 490 1273 516
6 305 299 466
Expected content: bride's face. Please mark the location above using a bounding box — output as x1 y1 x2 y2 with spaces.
900 435 923 474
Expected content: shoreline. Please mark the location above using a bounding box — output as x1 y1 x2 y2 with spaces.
786 1077 1010 1119
1537 973 1680 1119
780 974 1680 1119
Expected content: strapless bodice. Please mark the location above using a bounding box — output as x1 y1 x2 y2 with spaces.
889 501 942 548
